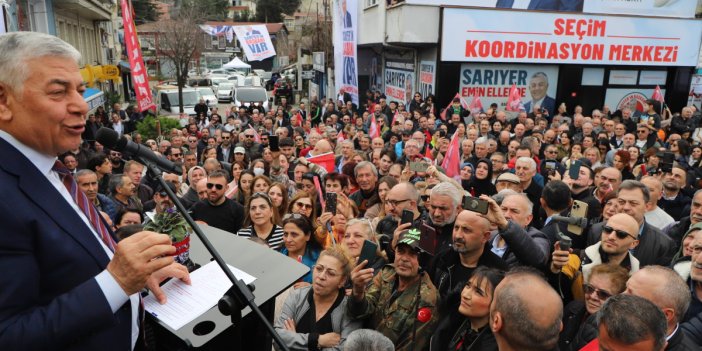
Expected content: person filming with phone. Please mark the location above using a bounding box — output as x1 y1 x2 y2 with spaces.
479 193 550 271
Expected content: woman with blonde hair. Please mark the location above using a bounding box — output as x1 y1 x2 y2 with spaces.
275 246 361 350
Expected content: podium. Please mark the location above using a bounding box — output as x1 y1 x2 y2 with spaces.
147 225 309 349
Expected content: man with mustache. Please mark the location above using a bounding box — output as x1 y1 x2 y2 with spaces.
348 228 439 351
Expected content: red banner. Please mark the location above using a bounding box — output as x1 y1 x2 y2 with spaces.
121 0 155 112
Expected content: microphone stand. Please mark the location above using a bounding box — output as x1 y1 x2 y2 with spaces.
138 158 290 351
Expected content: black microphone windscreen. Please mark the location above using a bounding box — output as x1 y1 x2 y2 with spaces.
96 127 120 149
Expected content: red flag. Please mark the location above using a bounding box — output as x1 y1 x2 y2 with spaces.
424 145 433 160
652 85 664 104
440 93 461 121
369 113 380 139
441 132 461 180
469 92 484 116
459 95 469 110
578 339 598 351
121 0 155 112
506 84 524 112
392 109 399 126
308 152 336 173
293 111 303 126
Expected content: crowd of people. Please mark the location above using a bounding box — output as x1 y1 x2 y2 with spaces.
6 31 702 351
61 86 702 351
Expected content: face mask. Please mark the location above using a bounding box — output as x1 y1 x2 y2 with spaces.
253 167 265 176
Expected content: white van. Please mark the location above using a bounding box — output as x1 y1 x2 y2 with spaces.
154 85 199 117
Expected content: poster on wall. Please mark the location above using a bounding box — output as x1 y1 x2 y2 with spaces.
688 74 702 110
332 0 359 106
403 0 699 18
604 88 667 114
384 60 415 104
419 61 436 99
441 8 702 67
384 60 415 105
369 55 383 93
459 64 559 114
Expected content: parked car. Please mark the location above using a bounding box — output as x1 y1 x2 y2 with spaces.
216 82 236 103
196 87 217 107
233 86 270 113
154 85 198 117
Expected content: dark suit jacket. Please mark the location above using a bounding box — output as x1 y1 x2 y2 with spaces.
524 95 557 117
0 138 133 350
586 221 675 267
496 0 583 11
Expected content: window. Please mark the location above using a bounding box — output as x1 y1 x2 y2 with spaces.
204 34 213 50
218 35 226 49
365 0 378 7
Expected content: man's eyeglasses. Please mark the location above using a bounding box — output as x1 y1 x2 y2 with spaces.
603 225 637 240
222 136 230 140
583 283 612 300
245 135 255 138
312 264 340 279
636 130 647 134
294 202 313 210
386 198 411 207
206 183 224 190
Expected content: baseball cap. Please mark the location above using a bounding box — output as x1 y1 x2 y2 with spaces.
234 146 246 154
396 227 422 252
495 172 521 184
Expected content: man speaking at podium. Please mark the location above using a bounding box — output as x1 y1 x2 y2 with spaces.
0 32 190 350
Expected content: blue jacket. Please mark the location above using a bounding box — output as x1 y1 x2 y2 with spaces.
281 246 320 283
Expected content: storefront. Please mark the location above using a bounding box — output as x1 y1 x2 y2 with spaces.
436 6 702 115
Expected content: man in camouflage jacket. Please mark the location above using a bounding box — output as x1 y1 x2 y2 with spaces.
347 228 439 351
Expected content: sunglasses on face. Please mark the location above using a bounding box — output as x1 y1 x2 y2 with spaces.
295 202 313 210
603 225 637 240
583 283 612 300
206 183 224 190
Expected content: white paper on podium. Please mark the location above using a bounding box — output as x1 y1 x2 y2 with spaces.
144 261 257 330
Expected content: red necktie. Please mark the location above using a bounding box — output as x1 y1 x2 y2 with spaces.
53 160 116 252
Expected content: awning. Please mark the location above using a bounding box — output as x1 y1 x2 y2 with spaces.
83 88 106 112
80 65 121 87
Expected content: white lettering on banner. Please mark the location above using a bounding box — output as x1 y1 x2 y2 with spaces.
441 8 702 66
231 25 276 61
384 64 415 105
120 0 155 112
419 61 435 99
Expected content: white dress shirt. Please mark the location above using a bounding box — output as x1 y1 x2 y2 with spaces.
0 130 139 349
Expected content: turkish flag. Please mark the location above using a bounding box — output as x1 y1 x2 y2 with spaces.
369 113 380 139
439 93 461 121
308 152 335 173
441 132 461 180
469 92 483 116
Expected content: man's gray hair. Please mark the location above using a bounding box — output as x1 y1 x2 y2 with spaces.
516 156 537 171
75 169 97 179
344 329 394 351
430 182 462 208
109 174 128 195
0 32 81 95
637 266 691 324
354 161 377 178
504 193 534 214
596 294 667 351
475 136 489 146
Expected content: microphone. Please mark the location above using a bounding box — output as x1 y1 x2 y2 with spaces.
96 127 180 174
551 215 588 228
